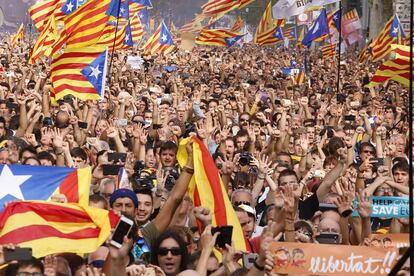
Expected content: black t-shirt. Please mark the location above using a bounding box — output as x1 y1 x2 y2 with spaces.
299 193 319 220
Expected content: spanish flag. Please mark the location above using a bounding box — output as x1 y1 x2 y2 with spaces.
177 137 247 256
0 201 118 258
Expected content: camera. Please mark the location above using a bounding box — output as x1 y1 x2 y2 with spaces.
135 176 155 189
239 151 252 167
165 168 180 192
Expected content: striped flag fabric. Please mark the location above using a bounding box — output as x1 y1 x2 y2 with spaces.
254 1 274 43
11 24 24 46
302 9 330 48
97 21 134 51
370 15 406 62
290 69 305 85
238 0 254 8
143 21 175 55
230 16 244 32
283 26 297 40
256 25 284 46
196 29 242 47
130 14 145 43
367 44 412 87
358 43 370 62
321 43 337 58
297 26 306 48
177 137 247 255
61 0 115 49
51 46 108 101
201 0 240 16
0 165 91 209
0 201 119 258
29 0 65 33
327 9 341 32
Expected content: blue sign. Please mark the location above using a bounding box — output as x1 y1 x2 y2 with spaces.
352 196 411 218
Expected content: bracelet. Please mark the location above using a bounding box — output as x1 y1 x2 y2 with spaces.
183 165 194 174
253 260 265 271
257 175 265 180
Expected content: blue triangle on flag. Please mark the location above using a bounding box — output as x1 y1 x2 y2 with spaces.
81 49 108 98
225 35 243 47
302 9 330 48
124 23 134 47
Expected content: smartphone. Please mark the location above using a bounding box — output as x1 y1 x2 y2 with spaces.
108 152 127 163
319 203 338 213
102 164 122 176
78 121 88 129
115 119 128 127
4 248 32 262
344 115 355 121
371 157 384 166
211 225 233 248
110 216 134 248
243 253 258 269
315 233 340 244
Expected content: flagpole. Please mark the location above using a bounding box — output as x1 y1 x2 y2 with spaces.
336 1 342 94
107 0 122 85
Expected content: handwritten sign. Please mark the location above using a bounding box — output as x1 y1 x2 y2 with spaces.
352 196 410 218
368 233 409 249
270 242 398 276
126 56 143 70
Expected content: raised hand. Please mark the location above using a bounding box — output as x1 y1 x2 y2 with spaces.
356 190 372 219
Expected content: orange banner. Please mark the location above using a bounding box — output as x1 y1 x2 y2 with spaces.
270 242 398 276
368 233 409 249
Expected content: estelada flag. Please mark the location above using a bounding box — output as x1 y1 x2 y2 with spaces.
11 24 24 46
177 137 247 257
0 165 91 210
0 201 119 258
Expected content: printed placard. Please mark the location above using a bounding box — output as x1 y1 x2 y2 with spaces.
270 242 398 276
352 196 410 218
368 233 409 249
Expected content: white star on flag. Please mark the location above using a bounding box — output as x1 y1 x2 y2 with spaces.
227 38 235 43
125 34 130 42
393 27 398 34
333 15 337 20
161 34 167 42
0 165 31 200
89 65 102 79
66 1 74 12
139 13 144 18
120 7 125 15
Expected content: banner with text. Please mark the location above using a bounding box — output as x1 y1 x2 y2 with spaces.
368 233 409 249
352 196 410 218
270 242 398 276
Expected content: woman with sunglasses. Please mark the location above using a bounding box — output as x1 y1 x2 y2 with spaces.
150 230 189 276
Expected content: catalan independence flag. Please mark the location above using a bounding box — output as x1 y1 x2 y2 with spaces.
29 0 65 33
196 29 242 47
254 1 274 43
97 21 134 51
0 165 91 209
0 201 118 258
321 43 337 58
51 46 108 101
29 15 60 64
177 137 247 256
367 44 413 88
370 15 406 62
290 68 305 85
61 0 117 49
230 16 244 32
130 14 145 43
202 0 239 16
143 21 175 55
256 26 284 46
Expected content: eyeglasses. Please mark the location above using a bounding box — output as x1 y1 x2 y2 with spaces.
158 247 181 256
377 187 393 193
362 150 374 154
17 273 43 276
295 228 312 238
234 201 251 206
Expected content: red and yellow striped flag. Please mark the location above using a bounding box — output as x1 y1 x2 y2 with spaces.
97 22 133 51
290 69 305 85
321 43 337 58
239 0 254 8
254 1 274 43
50 46 108 101
142 21 175 55
30 15 60 64
231 16 245 32
28 0 65 33
0 201 118 258
11 24 24 46
63 0 112 49
367 44 413 87
370 15 400 62
129 2 145 18
202 0 239 16
256 24 284 46
131 14 145 43
196 29 241 47
358 43 370 62
177 137 247 256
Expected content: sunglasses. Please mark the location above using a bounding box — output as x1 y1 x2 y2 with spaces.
362 150 374 154
158 247 181 256
234 201 251 206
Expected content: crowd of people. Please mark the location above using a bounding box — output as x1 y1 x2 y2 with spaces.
0 35 411 276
